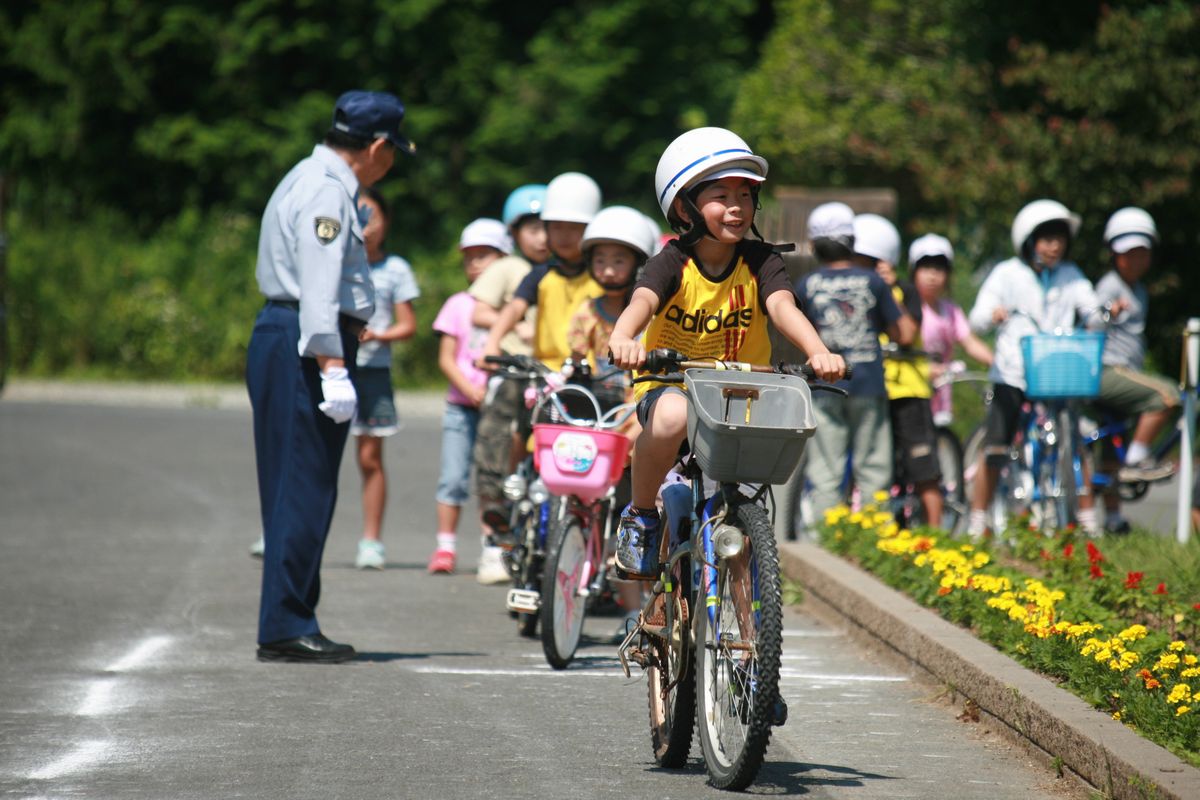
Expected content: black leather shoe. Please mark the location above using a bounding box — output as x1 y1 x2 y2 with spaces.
257 634 356 664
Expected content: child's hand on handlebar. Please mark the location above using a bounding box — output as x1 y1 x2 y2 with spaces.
607 334 646 370
808 352 846 382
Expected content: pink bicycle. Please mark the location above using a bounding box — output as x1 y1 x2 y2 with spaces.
533 381 636 669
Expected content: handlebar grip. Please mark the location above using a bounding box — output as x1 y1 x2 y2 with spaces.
642 348 689 375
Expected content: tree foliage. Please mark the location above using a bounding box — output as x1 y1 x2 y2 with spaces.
2 0 1197 380
735 0 1200 367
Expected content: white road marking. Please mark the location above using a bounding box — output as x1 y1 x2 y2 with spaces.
105 635 171 672
77 679 117 716
779 671 908 682
783 629 842 638
410 665 625 678
28 740 111 781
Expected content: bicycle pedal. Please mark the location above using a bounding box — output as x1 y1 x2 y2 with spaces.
505 588 540 614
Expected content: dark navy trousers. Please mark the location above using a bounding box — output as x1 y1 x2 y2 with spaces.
246 302 359 644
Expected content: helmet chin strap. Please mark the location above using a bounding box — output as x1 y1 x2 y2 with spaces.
674 183 768 248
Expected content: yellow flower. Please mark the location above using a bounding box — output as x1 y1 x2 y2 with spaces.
1166 684 1192 705
1170 641 1187 652
1186 655 1198 667
1178 706 1191 716
1181 667 1200 679
873 490 890 503
1112 711 1122 721
1117 625 1148 642
1154 653 1181 673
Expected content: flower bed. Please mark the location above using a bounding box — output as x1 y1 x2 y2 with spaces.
820 499 1200 766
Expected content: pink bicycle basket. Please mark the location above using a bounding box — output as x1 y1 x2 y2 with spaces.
532 423 631 502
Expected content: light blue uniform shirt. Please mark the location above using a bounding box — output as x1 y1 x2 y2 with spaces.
255 144 375 358
358 255 420 369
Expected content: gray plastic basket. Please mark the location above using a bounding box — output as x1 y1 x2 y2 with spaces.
683 369 817 484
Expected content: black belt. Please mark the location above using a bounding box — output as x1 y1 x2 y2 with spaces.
265 299 366 336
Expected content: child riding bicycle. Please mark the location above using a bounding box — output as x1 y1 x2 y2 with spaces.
607 126 845 578
1090 207 1180 532
966 199 1107 538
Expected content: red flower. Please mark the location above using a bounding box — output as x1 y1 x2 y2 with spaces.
1039 549 1052 561
937 586 952 596
913 538 933 553
1124 572 1145 590
1154 582 1168 595
1090 563 1104 579
1062 544 1075 559
1193 603 1200 612
1086 541 1104 563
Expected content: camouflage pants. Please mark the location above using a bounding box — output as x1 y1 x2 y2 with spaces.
472 378 526 504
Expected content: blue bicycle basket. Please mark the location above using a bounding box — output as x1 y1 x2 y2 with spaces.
1021 331 1105 399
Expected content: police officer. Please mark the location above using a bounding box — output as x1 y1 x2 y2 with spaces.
248 91 415 663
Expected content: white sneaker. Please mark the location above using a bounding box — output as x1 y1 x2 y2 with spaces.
356 539 386 570
250 536 265 558
476 546 510 585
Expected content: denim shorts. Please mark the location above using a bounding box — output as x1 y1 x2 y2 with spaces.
436 402 480 506
351 367 399 437
636 385 687 427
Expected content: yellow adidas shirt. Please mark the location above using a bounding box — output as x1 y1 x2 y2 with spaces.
634 241 795 400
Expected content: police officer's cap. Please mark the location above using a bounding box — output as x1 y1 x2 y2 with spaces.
333 91 416 155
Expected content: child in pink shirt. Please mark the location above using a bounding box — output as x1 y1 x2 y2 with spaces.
910 234 993 425
428 219 510 574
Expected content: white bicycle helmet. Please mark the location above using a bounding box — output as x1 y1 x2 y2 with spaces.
541 172 602 224
1010 199 1081 254
852 214 901 265
459 218 512 254
909 233 954 266
654 127 768 241
581 206 656 260
1104 207 1158 253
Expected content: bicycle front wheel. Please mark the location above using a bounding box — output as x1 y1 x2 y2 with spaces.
540 510 588 669
695 501 783 790
646 554 694 767
936 428 966 534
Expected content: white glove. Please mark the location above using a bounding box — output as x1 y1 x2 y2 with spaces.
318 366 357 423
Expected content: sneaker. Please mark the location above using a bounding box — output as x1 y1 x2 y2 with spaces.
615 505 660 578
427 548 456 574
1118 460 1175 483
476 546 510 585
1106 519 1133 536
356 539 386 570
249 536 265 559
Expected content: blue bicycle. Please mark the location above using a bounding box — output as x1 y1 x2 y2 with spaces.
616 348 846 790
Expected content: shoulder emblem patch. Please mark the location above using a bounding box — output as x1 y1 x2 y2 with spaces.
314 217 341 245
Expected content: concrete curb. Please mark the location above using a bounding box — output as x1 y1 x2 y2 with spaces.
0 378 446 418
779 541 1200 800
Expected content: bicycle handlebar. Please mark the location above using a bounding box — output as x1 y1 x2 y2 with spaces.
630 348 851 396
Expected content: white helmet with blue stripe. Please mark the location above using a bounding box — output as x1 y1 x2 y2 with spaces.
654 127 768 222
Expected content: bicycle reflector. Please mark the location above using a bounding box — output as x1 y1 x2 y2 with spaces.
528 478 551 506
713 524 745 558
502 473 528 501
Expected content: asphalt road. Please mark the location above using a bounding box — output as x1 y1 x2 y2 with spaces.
0 393 1091 799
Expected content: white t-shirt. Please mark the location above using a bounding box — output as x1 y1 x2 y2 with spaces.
968 257 1102 390
357 255 420 369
